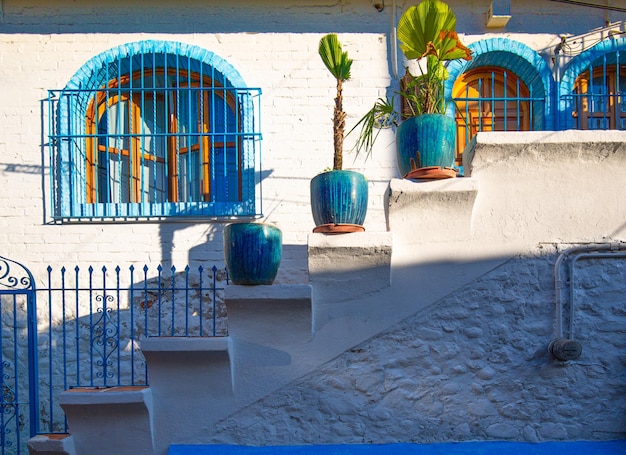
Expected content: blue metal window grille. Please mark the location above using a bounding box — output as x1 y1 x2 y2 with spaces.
452 68 546 161
569 59 626 131
47 41 262 221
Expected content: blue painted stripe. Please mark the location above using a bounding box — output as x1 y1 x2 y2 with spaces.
169 440 626 455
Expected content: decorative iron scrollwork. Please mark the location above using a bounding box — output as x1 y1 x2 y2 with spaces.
91 294 119 380
1 361 17 448
0 256 34 290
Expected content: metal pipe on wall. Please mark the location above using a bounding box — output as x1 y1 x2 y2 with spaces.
551 242 626 360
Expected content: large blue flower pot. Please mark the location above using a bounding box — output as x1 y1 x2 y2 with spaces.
224 222 282 285
310 170 368 231
396 114 457 177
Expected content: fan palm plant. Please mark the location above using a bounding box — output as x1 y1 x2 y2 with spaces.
351 0 472 162
319 33 353 170
310 34 367 233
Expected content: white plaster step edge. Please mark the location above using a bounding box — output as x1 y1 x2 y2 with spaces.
224 283 312 303
140 335 231 353
59 385 151 406
27 433 77 455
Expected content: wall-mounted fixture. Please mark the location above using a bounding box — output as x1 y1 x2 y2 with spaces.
371 0 384 12
551 242 626 362
486 0 511 28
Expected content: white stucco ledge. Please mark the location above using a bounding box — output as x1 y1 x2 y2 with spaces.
27 433 76 455
224 284 312 303
58 386 154 455
140 335 231 353
308 231 393 304
463 130 626 177
308 231 393 273
387 177 478 245
59 385 151 406
225 285 313 346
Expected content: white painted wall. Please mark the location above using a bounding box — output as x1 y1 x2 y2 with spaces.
1 0 624 284
2 1 626 450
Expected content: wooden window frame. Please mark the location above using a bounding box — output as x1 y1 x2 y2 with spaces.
573 64 626 131
452 67 532 165
85 69 241 205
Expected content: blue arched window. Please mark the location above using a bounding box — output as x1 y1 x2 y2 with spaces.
446 38 554 161
48 41 262 220
559 37 626 131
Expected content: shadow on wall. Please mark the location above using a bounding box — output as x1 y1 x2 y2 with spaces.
210 248 626 445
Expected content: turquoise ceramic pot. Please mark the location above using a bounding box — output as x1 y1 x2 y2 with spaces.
395 114 456 177
310 170 368 227
224 222 282 285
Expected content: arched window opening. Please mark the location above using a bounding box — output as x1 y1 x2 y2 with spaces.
452 67 533 165
85 69 241 205
47 41 261 221
572 64 626 130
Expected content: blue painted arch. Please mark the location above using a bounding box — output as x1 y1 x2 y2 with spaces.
54 40 255 219
445 38 555 131
65 40 247 91
559 36 626 130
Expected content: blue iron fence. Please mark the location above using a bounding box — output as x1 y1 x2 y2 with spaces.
1 258 228 451
0 256 37 455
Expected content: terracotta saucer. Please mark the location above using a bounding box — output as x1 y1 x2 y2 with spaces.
312 223 366 234
404 166 457 180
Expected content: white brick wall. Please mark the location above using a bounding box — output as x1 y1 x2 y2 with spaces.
2 0 626 450
1 0 624 281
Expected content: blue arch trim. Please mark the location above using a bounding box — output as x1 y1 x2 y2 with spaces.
559 37 626 130
446 38 555 130
54 40 258 219
65 40 247 90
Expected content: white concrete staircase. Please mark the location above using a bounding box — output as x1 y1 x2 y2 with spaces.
28 177 488 455
33 129 626 455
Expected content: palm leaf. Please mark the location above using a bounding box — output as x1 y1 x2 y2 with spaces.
398 0 461 62
319 33 352 82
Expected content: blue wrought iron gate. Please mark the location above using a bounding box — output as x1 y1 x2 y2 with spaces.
0 256 38 455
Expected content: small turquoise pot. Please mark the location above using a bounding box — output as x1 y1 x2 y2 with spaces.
224 222 282 285
310 170 368 227
396 114 457 177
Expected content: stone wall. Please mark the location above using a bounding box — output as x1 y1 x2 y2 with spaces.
208 246 626 444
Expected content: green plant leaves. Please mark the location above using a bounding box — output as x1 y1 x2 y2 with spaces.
319 33 353 82
397 0 471 63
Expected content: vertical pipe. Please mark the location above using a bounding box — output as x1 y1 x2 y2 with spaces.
184 266 190 336
198 266 205 337
170 265 175 337
88 266 94 386
102 266 108 386
157 265 162 336
212 265 218 336
143 265 149 339
12 294 20 453
129 265 136 385
73 266 80 391
27 269 40 436
47 267 54 426
115 266 121 386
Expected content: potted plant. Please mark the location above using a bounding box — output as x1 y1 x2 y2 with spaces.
310 33 368 234
351 0 472 180
224 222 282 285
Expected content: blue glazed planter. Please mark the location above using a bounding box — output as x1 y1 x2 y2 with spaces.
395 114 457 177
224 222 282 285
310 170 368 228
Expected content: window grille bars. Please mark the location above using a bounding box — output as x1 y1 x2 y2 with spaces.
47 81 262 221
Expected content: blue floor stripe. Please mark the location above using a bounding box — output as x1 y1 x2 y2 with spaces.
169 440 626 455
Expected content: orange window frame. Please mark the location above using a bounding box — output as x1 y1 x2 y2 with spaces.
573 65 626 130
453 67 531 164
85 69 241 204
